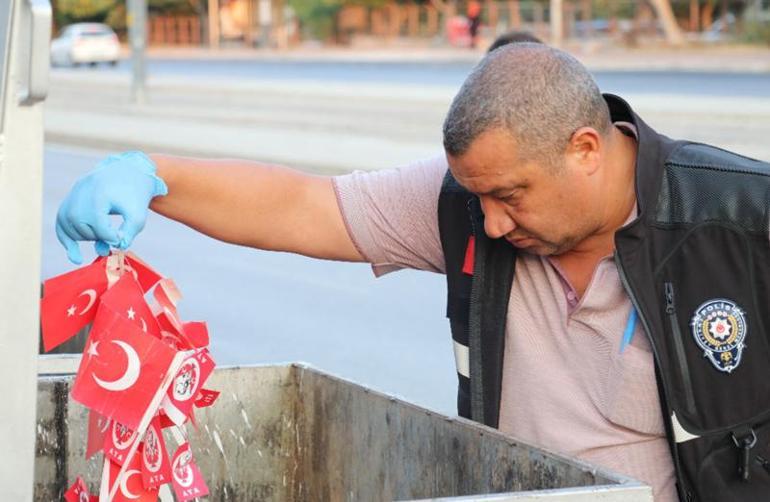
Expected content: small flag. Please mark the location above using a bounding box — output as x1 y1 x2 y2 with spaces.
171 442 209 501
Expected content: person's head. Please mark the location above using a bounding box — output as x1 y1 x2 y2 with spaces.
443 43 614 256
486 31 542 53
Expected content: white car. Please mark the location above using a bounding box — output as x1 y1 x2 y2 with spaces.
51 23 121 67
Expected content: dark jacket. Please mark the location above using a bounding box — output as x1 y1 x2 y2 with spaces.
438 94 770 501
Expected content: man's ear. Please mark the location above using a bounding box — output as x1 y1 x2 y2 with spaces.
567 127 602 175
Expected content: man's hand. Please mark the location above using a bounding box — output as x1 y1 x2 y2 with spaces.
56 151 168 264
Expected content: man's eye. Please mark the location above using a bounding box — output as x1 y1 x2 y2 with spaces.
500 192 519 203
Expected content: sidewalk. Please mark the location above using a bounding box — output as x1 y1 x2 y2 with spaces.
44 45 770 171
138 42 770 73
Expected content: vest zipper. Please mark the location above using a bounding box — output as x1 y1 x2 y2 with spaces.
615 251 693 501
664 282 698 417
466 198 485 423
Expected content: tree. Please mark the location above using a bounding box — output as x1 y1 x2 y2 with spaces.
647 0 685 45
289 0 387 40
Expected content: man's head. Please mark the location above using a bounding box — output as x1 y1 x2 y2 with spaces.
443 44 615 256
486 31 542 52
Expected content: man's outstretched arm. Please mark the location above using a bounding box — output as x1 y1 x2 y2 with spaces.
55 151 363 264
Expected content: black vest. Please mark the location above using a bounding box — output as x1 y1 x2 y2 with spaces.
438 94 770 502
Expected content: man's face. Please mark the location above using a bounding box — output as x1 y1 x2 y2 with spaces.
447 128 602 256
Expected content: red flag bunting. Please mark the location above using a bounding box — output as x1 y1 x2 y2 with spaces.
103 454 158 502
40 259 108 352
124 252 163 293
103 420 138 466
194 388 220 409
182 321 209 349
72 305 180 430
171 442 209 501
64 476 92 502
141 415 172 489
86 410 111 459
100 274 161 339
161 350 216 426
51 253 217 499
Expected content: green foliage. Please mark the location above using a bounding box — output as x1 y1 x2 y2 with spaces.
589 0 637 19
54 0 118 30
741 19 770 45
288 0 388 40
54 0 201 34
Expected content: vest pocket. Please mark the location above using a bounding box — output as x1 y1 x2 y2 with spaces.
654 223 770 432
689 421 770 502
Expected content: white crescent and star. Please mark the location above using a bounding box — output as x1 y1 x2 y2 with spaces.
119 469 142 499
92 340 140 392
87 341 99 358
77 289 98 315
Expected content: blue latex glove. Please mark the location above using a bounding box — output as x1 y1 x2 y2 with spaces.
56 151 168 264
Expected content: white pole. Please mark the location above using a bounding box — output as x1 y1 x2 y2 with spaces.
0 0 49 498
128 0 148 105
550 0 563 48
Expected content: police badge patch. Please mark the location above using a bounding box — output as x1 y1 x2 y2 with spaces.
691 299 747 373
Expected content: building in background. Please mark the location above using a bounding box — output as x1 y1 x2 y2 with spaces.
49 0 770 48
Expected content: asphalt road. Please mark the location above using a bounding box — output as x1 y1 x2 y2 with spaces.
42 145 456 415
59 58 770 98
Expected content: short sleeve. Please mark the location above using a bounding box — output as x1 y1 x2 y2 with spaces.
332 154 447 276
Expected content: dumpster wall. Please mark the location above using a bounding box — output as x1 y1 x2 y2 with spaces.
35 364 649 501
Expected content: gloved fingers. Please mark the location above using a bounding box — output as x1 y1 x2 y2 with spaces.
71 221 97 241
88 211 121 246
116 211 147 250
94 240 111 257
55 220 83 265
56 206 88 243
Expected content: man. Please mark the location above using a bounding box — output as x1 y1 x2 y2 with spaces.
56 45 770 501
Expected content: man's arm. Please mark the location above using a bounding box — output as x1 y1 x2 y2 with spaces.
55 151 363 264
149 154 363 262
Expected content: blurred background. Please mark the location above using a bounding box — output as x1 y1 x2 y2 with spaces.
50 0 770 49
43 0 770 416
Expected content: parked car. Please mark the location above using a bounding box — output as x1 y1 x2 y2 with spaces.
51 23 120 67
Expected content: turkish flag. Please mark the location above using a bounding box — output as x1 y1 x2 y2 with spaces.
100 274 161 339
40 259 109 352
71 305 180 430
161 350 216 426
102 454 158 502
141 415 172 489
86 410 111 459
64 476 92 502
170 443 209 501
103 420 138 466
44 257 106 295
182 321 209 349
124 252 163 293
194 388 220 409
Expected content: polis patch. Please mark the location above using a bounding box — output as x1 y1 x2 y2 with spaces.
691 299 747 373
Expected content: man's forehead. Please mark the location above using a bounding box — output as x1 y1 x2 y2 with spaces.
449 158 521 195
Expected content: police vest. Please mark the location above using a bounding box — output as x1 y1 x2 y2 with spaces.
438 94 770 502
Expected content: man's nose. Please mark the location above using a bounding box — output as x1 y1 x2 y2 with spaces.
481 199 516 239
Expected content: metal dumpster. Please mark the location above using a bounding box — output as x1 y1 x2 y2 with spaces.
35 363 652 501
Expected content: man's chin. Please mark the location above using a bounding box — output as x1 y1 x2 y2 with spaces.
507 237 560 256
